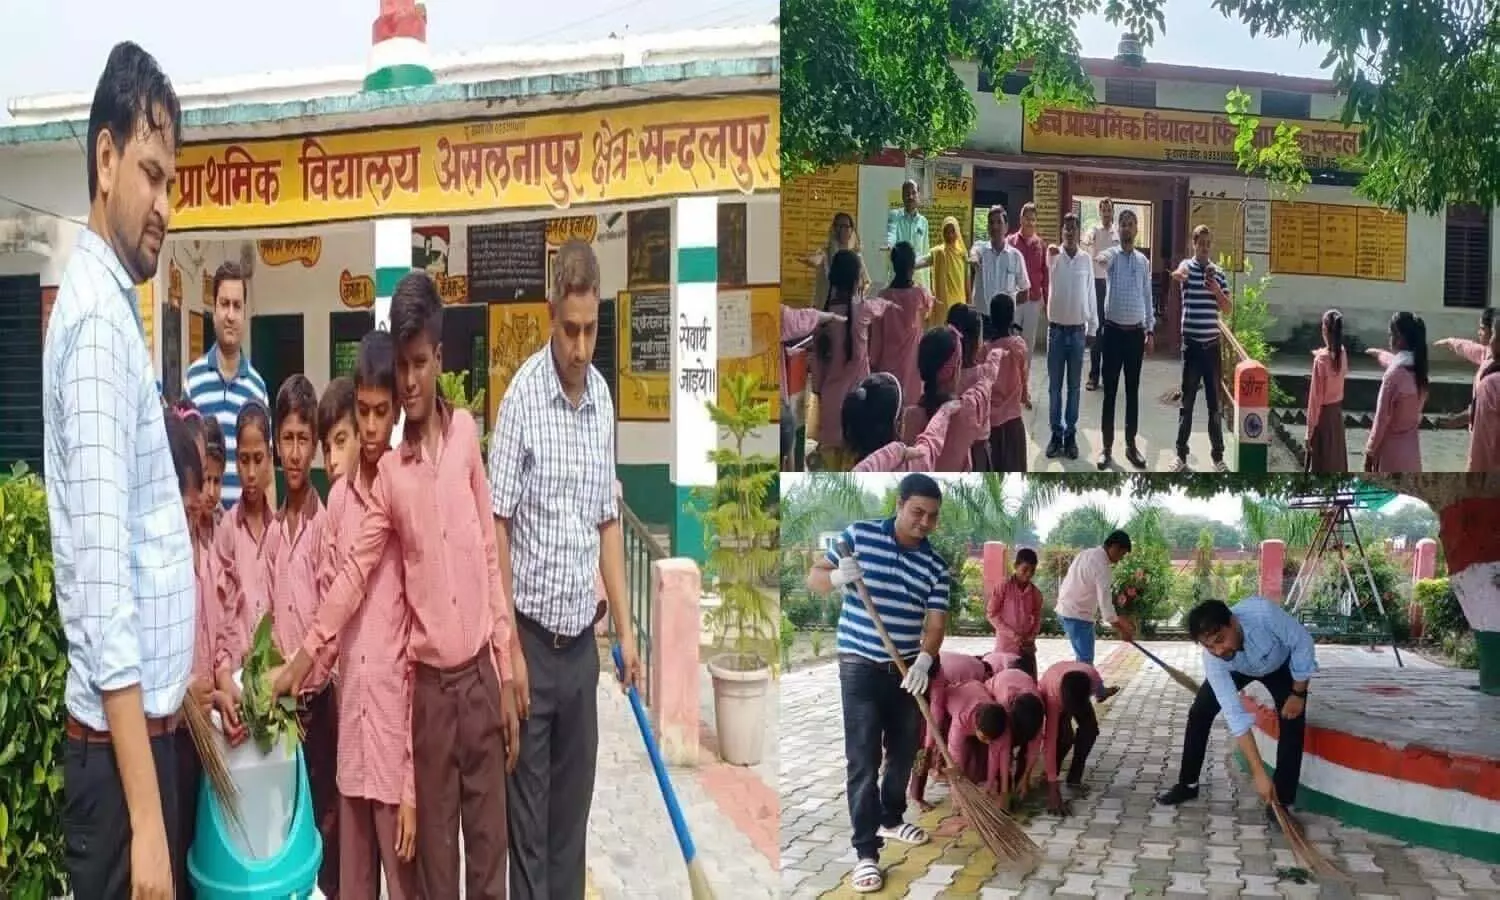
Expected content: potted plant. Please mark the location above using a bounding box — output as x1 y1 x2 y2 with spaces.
699 372 777 766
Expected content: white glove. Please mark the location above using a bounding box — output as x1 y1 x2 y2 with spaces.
902 651 934 696
829 556 863 589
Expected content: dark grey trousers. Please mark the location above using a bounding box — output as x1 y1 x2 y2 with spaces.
63 730 181 899
506 615 601 900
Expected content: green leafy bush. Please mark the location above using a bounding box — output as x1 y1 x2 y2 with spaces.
1414 577 1468 642
0 463 66 899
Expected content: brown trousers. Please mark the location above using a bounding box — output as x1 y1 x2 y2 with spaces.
298 685 341 899
414 650 509 899
340 795 418 900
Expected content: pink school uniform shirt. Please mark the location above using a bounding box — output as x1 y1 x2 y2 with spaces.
960 361 994 437
872 285 933 404
324 472 416 809
929 652 991 738
1039 661 1103 784
1444 337 1491 397
780 304 823 403
1305 349 1346 433
1368 350 1426 472
809 298 887 452
988 576 1043 655
192 532 219 684
1470 373 1500 471
304 403 515 679
985 668 1043 795
983 336 1031 426
900 346 1005 471
938 680 996 781
852 401 956 472
265 495 337 695
214 501 273 676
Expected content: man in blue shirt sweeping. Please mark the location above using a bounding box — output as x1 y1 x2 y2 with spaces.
1155 597 1318 828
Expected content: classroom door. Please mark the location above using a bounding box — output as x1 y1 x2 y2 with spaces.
0 275 43 474
249 314 305 413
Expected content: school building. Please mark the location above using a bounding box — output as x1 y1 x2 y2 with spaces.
0 23 781 538
783 39 1497 360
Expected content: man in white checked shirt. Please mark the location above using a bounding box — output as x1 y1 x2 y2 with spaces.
42 43 192 900
489 239 642 900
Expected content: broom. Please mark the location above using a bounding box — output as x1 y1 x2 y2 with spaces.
1271 799 1351 882
835 541 1039 868
1129 641 1202 694
611 644 716 900
181 693 248 843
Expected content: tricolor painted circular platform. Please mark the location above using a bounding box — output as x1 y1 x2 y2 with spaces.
1237 667 1500 863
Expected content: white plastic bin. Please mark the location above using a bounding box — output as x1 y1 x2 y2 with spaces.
209 669 297 860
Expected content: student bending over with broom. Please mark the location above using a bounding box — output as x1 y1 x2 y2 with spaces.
1156 598 1318 830
984 665 1046 809
807 473 951 894
909 653 996 810
910 680 1008 812
1038 661 1103 816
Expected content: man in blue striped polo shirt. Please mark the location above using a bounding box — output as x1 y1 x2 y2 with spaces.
808 473 951 894
1169 224 1232 472
183 260 268 509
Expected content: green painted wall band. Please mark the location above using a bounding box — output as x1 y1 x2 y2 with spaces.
363 64 437 93
375 267 409 298
676 246 718 285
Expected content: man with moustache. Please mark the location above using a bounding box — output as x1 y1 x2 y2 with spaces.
43 42 194 899
885 179 932 291
1093 208 1155 470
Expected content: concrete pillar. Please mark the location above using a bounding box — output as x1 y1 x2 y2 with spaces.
1259 539 1285 602
982 541 1009 598
650 558 701 767
374 218 410 447
366 0 436 92
669 196 718 564
1232 360 1271 473
1411 537 1439 639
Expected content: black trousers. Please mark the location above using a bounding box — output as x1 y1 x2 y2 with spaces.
1176 339 1226 462
1089 280 1107 381
63 729 181 899
839 654 921 860
1177 663 1306 807
508 615 601 900
1055 713 1100 785
1100 322 1146 450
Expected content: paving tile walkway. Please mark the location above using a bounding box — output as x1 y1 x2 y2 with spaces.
780 637 1500 899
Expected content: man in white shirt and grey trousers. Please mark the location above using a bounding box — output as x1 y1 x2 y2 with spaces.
1055 530 1136 700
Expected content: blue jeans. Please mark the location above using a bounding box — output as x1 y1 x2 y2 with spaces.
839 655 922 859
1059 615 1107 698
1047 324 1086 441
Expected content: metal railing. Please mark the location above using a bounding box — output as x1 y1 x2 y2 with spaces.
1217 320 1254 411
611 500 666 706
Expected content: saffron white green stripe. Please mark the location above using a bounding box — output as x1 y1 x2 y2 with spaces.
365 37 435 92
1449 562 1500 692
374 218 411 448
670 197 718 563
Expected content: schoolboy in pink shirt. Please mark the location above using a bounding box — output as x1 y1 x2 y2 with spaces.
1038 661 1103 815
914 680 1006 807
984 667 1045 805
323 331 418 898
986 548 1042 677
909 652 994 809
213 401 274 731
272 273 519 900
264 374 340 898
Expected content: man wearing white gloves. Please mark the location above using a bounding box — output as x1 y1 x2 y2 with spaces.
807 473 952 895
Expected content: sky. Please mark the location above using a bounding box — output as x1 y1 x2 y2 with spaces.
0 0 1332 124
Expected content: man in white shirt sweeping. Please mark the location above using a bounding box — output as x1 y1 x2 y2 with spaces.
1044 213 1098 461
1055 530 1136 700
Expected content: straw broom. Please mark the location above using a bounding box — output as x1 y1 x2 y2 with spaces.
181 694 248 843
835 542 1039 868
1129 641 1202 694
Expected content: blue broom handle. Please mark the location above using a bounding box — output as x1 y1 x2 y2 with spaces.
612 643 699 865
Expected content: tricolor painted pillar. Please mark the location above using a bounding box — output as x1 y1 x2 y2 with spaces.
374 218 411 447
366 0 436 92
1233 360 1270 473
669 197 719 565
1411 538 1438 639
1259 539 1285 602
1438 501 1500 694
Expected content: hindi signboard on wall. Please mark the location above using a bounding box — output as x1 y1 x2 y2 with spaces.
1269 202 1407 281
780 165 859 308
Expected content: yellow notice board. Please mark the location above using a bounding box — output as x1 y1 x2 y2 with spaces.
1024 106 1363 171
485 303 550 425
781 166 859 307
170 96 780 231
1271 202 1406 281
718 285 781 417
137 280 155 357
1188 197 1245 271
1032 171 1061 243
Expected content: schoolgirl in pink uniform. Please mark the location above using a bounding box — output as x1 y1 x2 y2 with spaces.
1364 312 1429 472
901 326 1006 471
983 293 1032 472
872 241 934 404
809 250 889 470
842 372 958 472
1305 310 1349 472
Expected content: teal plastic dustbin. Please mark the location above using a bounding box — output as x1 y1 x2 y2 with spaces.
188 746 322 900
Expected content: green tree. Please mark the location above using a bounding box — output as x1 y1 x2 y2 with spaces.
780 0 1165 176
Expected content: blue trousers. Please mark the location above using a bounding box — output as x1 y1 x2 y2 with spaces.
1047 323 1086 441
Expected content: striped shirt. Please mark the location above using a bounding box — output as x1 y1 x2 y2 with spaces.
827 518 950 661
1178 258 1226 344
490 347 619 637
184 344 268 510
1203 596 1318 737
1099 246 1155 333
43 228 196 731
